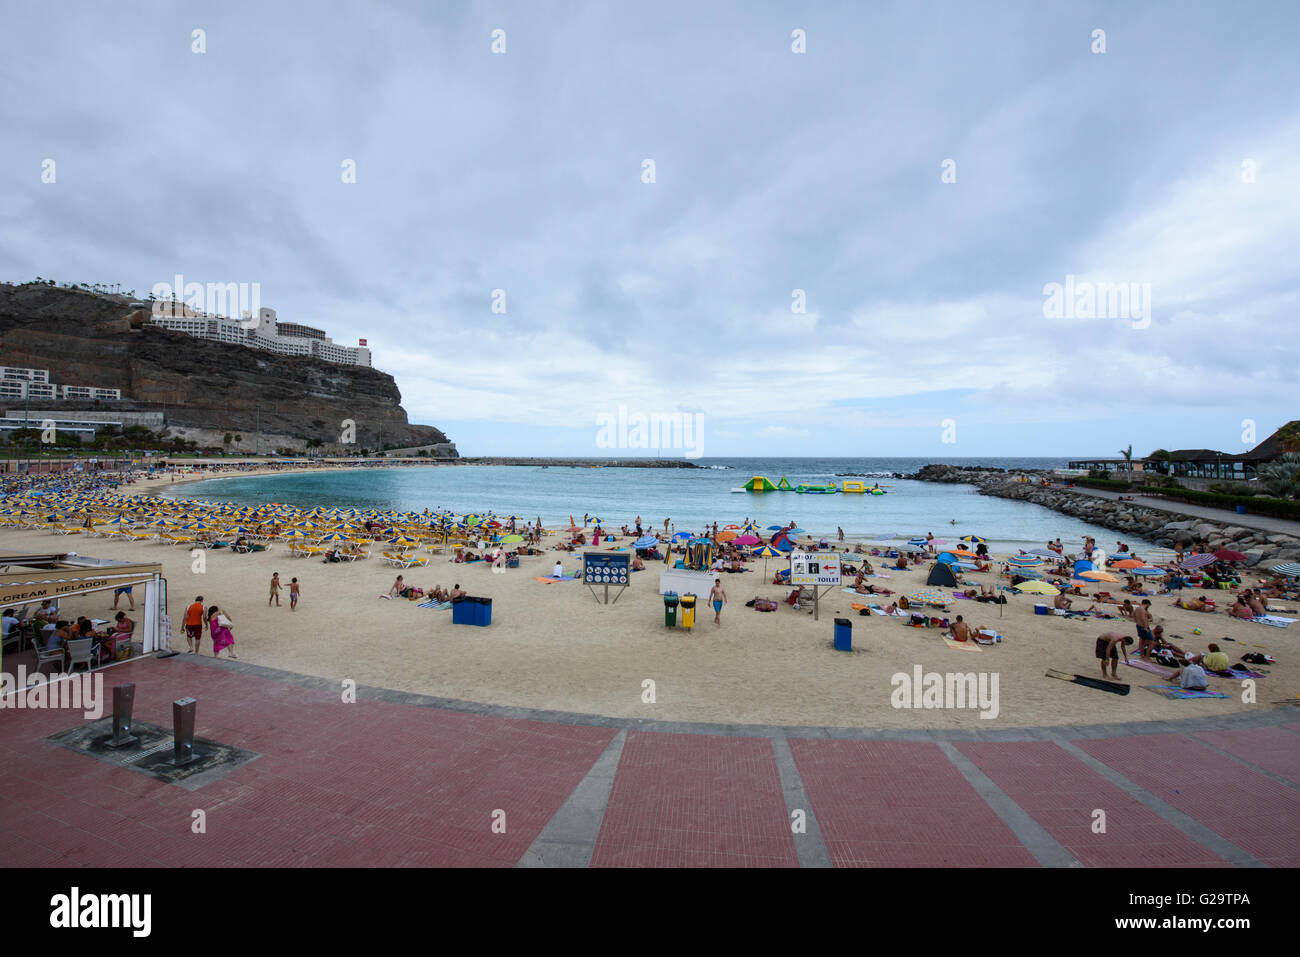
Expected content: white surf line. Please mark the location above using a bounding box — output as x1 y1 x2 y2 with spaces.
517 729 626 868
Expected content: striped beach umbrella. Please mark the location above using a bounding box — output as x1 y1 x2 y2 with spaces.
1008 555 1043 567
1180 554 1216 570
1271 562 1300 578
960 535 986 544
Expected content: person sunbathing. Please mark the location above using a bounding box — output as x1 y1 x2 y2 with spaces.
947 616 973 642
1228 597 1255 619
1172 595 1214 612
1243 590 1269 616
1118 599 1135 619
448 584 466 600
430 585 449 603
1053 594 1073 611
631 555 645 570
389 576 413 598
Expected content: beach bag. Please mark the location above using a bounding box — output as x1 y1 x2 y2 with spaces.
217 613 233 628
115 644 133 661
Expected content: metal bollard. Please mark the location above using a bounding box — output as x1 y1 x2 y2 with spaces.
172 697 197 766
105 683 140 749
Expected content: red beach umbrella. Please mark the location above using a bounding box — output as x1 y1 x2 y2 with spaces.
1212 549 1247 562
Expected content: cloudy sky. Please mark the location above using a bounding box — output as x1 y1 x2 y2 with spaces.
2 1 1297 458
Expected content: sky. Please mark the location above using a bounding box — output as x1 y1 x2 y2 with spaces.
1 1 1297 459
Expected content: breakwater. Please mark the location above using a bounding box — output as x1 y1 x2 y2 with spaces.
911 464 1300 566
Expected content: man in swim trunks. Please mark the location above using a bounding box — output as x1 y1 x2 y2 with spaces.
1095 632 1133 678
1133 599 1154 659
113 585 135 611
709 578 726 626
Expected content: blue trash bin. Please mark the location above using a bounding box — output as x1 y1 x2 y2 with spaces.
475 597 492 626
451 597 474 625
834 617 852 652
1236 505 1247 515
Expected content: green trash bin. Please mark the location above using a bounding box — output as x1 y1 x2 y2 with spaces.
663 591 679 627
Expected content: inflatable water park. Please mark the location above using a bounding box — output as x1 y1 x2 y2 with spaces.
734 475 889 494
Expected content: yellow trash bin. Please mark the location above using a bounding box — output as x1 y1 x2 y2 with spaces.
680 593 696 630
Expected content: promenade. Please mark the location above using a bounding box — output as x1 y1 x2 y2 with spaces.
1063 486 1300 538
3 655 1297 868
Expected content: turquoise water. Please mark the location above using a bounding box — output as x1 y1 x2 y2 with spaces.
165 457 1155 553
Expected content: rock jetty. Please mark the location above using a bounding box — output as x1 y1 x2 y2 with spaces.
909 464 1300 567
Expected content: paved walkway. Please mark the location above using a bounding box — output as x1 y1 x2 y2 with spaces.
2 655 1297 867
1063 486 1300 538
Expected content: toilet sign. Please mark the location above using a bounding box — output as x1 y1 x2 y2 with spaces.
790 551 842 586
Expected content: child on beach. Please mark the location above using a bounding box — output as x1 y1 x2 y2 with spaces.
269 572 282 607
289 577 300 611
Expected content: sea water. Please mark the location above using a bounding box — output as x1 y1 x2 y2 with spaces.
166 457 1156 553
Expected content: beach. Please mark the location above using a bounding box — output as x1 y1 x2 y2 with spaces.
3 497 1294 729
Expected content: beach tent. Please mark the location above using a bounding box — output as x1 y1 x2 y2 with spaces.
1073 559 1095 576
925 561 959 587
936 551 960 566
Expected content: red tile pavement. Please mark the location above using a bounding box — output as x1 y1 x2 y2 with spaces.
0 657 614 866
790 739 1038 867
957 741 1228 867
1077 734 1300 868
590 731 798 868
1192 727 1300 785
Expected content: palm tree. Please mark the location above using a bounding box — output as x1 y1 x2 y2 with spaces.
1257 452 1300 499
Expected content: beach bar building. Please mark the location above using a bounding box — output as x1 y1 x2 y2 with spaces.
0 553 167 663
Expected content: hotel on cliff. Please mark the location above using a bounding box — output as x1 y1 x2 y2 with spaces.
150 305 372 368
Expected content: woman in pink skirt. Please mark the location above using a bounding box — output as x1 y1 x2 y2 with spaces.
207 605 238 659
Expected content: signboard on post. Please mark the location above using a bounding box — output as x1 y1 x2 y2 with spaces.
583 552 630 605
789 551 843 620
790 552 841 586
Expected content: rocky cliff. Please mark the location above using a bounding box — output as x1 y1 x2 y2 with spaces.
911 464 1300 565
0 282 452 454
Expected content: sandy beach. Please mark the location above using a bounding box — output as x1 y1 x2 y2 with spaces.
4 489 1294 729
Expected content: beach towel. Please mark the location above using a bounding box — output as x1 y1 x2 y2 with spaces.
1124 659 1177 677
1209 666 1267 679
534 575 579 583
416 600 453 610
1250 615 1294 627
1143 685 1231 700
941 636 982 652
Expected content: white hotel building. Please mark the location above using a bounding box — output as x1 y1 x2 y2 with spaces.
0 367 119 401
151 306 372 368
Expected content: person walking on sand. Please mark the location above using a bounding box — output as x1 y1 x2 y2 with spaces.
289 577 300 611
208 605 238 659
184 595 205 654
709 578 727 626
269 572 282 607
